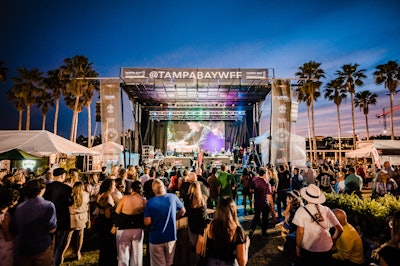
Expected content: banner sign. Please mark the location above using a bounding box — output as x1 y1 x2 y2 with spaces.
121 68 269 84
100 79 121 143
270 79 292 166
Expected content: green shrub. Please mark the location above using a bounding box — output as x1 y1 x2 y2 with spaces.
324 193 400 239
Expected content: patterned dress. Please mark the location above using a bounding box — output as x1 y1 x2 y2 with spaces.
0 212 13 266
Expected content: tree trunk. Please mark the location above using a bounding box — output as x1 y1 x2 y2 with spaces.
365 113 370 141
311 97 318 165
351 92 357 149
42 114 46 130
26 105 31 131
389 92 394 140
306 104 313 163
337 105 342 166
54 98 59 135
74 113 79 143
70 96 80 142
18 109 23 130
87 101 92 148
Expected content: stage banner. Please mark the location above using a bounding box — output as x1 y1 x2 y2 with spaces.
100 79 121 143
121 68 269 84
270 79 292 166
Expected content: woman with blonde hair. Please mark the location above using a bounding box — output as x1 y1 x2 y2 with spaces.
187 182 209 249
62 181 90 262
196 197 250 266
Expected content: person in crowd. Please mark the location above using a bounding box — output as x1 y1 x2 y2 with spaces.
356 163 367 184
218 164 236 199
304 165 316 186
95 178 117 266
65 168 80 187
249 168 273 239
266 164 278 222
99 166 108 181
111 177 126 205
316 164 336 192
292 184 343 266
375 213 400 266
62 181 90 262
87 173 101 213
334 168 347 194
195 167 208 188
179 169 191 200
229 165 239 204
383 161 394 179
143 168 157 200
11 178 57 266
139 167 150 186
344 167 363 196
144 179 186 266
115 181 146 266
43 167 73 266
207 167 220 208
110 165 120 178
186 181 209 263
277 164 291 219
196 197 250 266
168 167 181 193
331 208 365 266
0 187 19 266
126 165 138 182
292 167 304 191
181 172 209 209
277 190 303 265
241 167 253 214
375 169 398 197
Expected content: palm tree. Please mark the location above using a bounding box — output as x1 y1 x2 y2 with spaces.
373 60 400 140
44 68 67 135
336 64 366 148
0 61 8 82
36 86 54 130
7 85 26 130
295 61 325 164
11 67 43 130
61 55 98 142
354 90 378 140
324 77 347 165
82 81 99 147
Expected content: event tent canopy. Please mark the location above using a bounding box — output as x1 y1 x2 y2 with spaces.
92 141 124 155
0 130 98 156
0 148 43 160
346 140 400 158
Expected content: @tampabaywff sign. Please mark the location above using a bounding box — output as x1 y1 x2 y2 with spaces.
122 68 268 81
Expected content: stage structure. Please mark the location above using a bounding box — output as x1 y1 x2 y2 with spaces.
119 68 273 157
96 68 303 166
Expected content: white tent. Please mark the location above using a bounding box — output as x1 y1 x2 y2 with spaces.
346 140 400 167
0 130 98 156
92 141 123 155
254 132 306 168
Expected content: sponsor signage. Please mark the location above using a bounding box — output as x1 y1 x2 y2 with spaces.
100 79 121 143
121 68 268 83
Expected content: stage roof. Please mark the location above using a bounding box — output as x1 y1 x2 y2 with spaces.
120 68 273 109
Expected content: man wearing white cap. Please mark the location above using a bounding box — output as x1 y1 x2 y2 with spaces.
292 184 343 265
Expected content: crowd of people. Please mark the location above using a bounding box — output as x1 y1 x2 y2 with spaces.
0 158 399 266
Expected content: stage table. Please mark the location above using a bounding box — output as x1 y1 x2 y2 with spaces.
164 156 193 168
203 156 231 166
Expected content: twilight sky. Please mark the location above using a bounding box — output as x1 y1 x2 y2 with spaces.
0 0 399 140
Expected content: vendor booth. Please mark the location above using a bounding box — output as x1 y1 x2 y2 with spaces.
0 130 98 171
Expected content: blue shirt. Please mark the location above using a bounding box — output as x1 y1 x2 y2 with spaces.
144 193 183 244
11 197 57 256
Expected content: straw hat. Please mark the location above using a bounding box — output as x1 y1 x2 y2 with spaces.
300 184 326 204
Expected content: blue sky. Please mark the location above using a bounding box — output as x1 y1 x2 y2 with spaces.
1 0 399 139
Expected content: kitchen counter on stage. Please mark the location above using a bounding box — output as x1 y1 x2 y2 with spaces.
203 156 231 166
164 156 193 168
